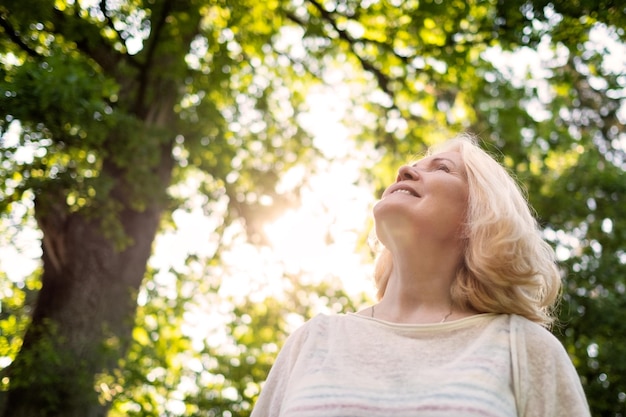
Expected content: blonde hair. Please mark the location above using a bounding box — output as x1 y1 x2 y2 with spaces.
373 134 561 327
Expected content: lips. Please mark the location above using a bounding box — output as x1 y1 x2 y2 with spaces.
386 184 421 198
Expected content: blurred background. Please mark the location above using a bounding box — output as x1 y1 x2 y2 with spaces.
0 0 624 416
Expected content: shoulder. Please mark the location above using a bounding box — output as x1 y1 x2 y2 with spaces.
283 313 344 346
299 312 354 329
292 313 336 334
508 315 590 416
509 314 568 355
508 314 581 388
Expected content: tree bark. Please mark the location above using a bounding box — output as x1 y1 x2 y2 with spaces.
3 143 174 417
0 3 200 415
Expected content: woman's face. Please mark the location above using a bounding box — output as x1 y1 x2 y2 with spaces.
373 150 469 247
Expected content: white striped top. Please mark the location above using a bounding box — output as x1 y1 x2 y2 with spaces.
252 313 590 417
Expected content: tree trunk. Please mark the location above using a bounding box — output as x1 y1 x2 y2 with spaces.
0 3 199 414
2 141 174 417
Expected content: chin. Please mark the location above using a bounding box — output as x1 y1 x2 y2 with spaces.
372 199 391 222
373 197 413 219
373 202 420 240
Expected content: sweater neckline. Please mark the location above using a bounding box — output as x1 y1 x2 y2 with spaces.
345 311 501 331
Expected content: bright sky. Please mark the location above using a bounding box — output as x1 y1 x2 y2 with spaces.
0 86 380 382
0 83 380 294
148 82 380 313
2 16 624 334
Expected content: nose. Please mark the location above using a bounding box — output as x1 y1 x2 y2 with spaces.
396 165 420 182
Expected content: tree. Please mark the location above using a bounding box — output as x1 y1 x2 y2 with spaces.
0 0 624 416
482 2 626 414
0 1 313 415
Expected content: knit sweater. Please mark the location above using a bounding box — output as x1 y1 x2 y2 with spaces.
251 313 590 417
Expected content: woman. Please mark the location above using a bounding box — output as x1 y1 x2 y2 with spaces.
251 135 590 417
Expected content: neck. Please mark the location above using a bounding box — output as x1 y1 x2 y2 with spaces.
374 242 462 324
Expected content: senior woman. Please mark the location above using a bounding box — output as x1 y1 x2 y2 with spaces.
251 135 590 417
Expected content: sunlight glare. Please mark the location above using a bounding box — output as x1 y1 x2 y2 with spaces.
264 156 376 296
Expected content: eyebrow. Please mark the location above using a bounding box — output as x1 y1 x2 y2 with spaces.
411 157 457 168
431 157 457 167
413 156 467 179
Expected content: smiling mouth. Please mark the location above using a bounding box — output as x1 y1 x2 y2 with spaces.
391 188 419 197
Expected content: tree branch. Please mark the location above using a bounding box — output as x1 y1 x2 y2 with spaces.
0 14 41 58
49 6 142 74
51 8 117 72
305 0 395 98
99 0 128 49
132 0 175 116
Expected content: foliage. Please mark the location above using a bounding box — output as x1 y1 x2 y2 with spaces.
106 257 368 417
0 272 40 387
0 0 624 416
483 3 626 413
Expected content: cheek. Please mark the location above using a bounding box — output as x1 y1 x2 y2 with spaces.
448 197 469 232
450 197 468 222
437 188 468 225
451 191 468 212
448 183 469 210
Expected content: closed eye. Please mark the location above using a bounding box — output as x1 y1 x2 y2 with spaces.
411 156 459 174
436 164 451 173
430 157 456 173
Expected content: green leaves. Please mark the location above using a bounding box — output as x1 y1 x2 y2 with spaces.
1 0 625 415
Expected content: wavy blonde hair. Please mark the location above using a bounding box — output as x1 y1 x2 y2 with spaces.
373 134 561 327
